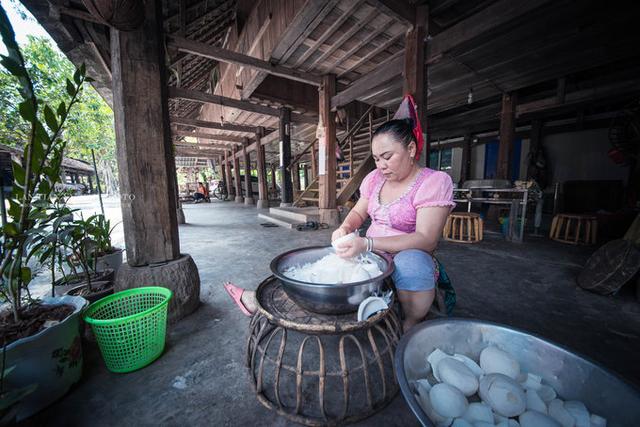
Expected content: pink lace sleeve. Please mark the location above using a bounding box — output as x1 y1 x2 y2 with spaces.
413 171 456 209
359 170 379 199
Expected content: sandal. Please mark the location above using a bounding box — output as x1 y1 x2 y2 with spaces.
296 221 319 231
223 282 252 317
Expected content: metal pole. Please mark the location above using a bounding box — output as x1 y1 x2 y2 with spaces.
91 149 105 217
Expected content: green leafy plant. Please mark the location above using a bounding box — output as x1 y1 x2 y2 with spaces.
86 214 118 257
0 4 91 322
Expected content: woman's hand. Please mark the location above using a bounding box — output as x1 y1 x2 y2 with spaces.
331 226 349 242
335 236 367 259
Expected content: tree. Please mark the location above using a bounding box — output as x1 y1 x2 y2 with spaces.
0 35 118 193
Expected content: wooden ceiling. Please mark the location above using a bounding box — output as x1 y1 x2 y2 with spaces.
22 0 640 164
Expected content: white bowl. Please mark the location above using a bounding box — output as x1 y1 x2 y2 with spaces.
357 296 389 321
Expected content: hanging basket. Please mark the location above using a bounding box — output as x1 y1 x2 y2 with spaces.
81 0 145 31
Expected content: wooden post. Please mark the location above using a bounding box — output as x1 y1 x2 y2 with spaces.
232 145 243 202
310 140 318 181
460 133 472 185
219 156 228 200
224 150 234 199
255 126 269 208
318 74 338 225
110 0 199 321
403 5 428 161
497 92 518 180
279 107 293 206
243 137 254 205
270 163 277 199
292 162 300 192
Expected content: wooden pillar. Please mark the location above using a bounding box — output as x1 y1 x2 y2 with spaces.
110 0 198 321
460 133 472 185
292 162 300 192
111 0 181 266
318 74 338 225
220 161 227 199
87 175 94 194
310 141 318 181
404 5 428 163
279 107 293 206
497 92 518 180
224 150 234 199
255 127 269 208
270 163 277 199
243 138 254 205
232 145 243 202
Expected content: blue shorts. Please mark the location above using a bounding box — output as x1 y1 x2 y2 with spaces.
391 249 436 292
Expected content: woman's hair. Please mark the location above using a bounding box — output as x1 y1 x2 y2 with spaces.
372 118 416 150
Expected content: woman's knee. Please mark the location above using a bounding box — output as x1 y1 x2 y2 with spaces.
392 249 436 292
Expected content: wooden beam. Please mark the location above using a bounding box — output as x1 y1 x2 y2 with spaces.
427 0 554 64
318 74 338 224
331 55 403 110
328 17 395 72
168 86 317 124
170 115 261 133
304 7 379 72
497 92 517 180
460 133 471 184
173 129 245 144
255 127 268 207
292 0 366 68
271 0 333 62
338 32 404 78
368 0 415 27
166 35 322 86
279 107 293 205
556 77 566 104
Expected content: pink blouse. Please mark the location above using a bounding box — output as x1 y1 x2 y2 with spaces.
360 168 455 238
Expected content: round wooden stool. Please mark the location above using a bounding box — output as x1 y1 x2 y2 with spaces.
247 277 401 426
550 214 597 245
443 212 483 243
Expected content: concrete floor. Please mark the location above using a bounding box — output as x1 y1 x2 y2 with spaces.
22 199 640 427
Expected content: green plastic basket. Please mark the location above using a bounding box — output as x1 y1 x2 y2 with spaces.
84 286 172 373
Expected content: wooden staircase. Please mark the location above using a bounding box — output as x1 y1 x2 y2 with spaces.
294 109 387 207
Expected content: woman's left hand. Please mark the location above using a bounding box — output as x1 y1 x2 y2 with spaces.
335 237 367 259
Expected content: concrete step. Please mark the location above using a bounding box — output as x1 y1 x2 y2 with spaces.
257 212 299 229
268 206 319 223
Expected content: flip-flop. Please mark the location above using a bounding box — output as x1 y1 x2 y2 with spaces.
223 282 252 317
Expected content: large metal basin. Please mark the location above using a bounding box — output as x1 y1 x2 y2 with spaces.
395 318 640 427
270 246 394 314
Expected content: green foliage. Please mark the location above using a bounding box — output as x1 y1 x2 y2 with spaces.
0 34 116 188
0 4 90 322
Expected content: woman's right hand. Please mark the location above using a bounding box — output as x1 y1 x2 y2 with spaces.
331 226 349 242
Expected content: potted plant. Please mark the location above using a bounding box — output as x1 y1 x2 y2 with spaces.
60 214 114 303
89 214 124 274
0 6 91 421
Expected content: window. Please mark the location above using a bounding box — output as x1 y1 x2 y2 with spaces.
429 148 453 171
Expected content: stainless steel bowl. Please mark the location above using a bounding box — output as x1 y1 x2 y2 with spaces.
270 246 394 314
395 318 640 427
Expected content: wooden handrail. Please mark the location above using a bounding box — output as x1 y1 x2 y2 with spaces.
287 138 317 171
338 104 375 150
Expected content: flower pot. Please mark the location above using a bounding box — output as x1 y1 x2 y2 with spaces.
53 269 114 297
2 295 88 421
96 248 124 274
65 280 114 304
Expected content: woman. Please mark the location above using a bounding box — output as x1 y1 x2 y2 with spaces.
224 118 454 331
193 181 209 203
332 118 454 331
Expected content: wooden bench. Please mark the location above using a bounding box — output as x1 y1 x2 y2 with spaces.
550 214 597 245
443 212 483 243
